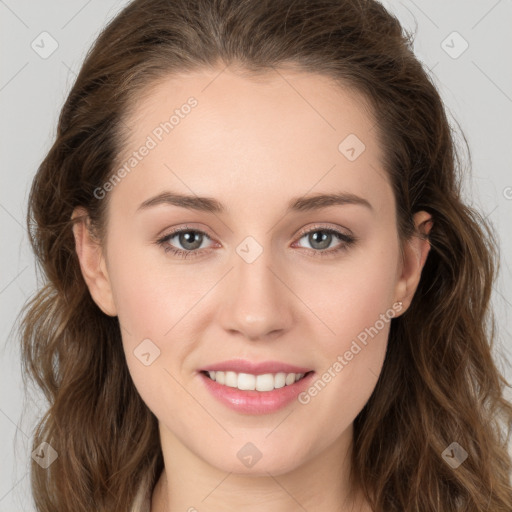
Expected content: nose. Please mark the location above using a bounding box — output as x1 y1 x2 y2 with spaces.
217 243 295 341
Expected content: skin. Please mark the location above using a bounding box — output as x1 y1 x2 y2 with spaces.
72 65 432 512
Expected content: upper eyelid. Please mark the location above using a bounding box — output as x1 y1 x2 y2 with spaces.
295 223 352 238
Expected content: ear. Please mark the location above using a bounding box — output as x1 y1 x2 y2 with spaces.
71 207 117 317
394 211 433 314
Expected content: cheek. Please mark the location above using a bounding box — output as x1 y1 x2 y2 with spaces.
106 244 194 419
294 241 398 419
105 237 206 385
109 258 165 333
295 253 398 442
308 241 399 350
106 231 182 334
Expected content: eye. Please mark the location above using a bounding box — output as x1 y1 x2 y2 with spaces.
156 226 215 259
292 225 357 257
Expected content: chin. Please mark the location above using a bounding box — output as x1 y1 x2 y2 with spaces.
204 442 307 476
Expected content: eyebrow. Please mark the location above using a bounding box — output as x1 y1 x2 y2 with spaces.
136 190 373 214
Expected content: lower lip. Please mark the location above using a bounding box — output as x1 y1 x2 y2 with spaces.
198 371 315 414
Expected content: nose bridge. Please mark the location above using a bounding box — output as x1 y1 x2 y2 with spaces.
218 235 293 340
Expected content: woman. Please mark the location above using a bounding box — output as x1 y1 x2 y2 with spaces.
19 0 512 510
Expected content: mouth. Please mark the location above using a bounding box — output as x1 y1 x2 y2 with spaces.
200 369 315 392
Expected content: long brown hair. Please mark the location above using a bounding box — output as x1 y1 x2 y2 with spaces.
18 0 512 510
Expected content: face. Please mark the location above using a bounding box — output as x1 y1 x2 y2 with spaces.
77 66 427 477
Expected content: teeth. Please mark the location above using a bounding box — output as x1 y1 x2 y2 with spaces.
205 371 307 391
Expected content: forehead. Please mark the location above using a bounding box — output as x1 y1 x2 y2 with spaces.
109 66 392 218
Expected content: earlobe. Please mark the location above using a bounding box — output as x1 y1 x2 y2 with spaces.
394 211 433 313
71 207 117 317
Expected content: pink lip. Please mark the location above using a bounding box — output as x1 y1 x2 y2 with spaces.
200 359 313 375
199 370 315 415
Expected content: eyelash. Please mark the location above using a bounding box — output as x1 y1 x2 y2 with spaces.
156 224 357 260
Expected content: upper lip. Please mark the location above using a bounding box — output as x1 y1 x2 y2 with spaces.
200 359 313 375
